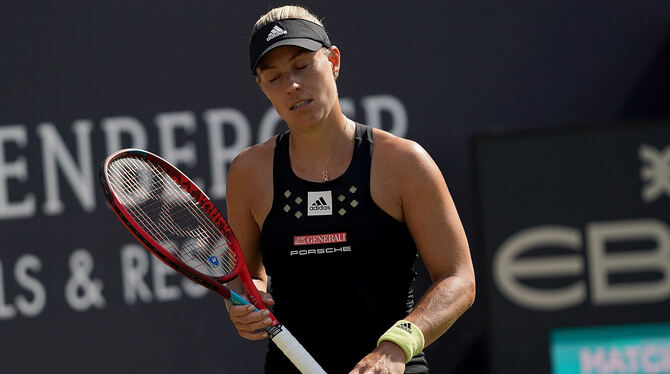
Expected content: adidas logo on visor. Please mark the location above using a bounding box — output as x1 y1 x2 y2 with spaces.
266 25 288 41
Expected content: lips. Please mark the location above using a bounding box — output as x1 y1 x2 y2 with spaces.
290 99 312 111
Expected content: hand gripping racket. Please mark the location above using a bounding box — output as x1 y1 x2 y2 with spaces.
99 148 326 374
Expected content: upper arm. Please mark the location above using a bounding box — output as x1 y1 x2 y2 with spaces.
226 145 270 287
393 140 473 283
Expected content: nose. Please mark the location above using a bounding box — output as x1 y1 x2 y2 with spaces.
285 74 301 94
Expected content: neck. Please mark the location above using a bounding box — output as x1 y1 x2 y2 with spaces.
289 112 349 157
287 113 354 182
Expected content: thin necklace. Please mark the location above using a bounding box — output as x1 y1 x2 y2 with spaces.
319 119 350 182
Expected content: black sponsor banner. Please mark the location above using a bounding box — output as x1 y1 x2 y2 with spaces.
3 1 670 372
0 3 413 373
473 122 670 373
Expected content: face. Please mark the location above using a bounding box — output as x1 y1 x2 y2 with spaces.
256 45 341 130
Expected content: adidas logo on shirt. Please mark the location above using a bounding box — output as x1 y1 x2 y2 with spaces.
266 25 288 41
307 191 332 216
312 197 328 207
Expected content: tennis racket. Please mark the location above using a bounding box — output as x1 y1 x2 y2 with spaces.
99 148 326 374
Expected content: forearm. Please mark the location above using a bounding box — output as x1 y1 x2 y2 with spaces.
362 274 474 371
405 272 475 347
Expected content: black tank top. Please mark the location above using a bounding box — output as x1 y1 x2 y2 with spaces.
260 123 428 373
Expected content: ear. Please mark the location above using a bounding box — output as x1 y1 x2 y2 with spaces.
255 75 271 98
327 46 341 78
255 75 267 94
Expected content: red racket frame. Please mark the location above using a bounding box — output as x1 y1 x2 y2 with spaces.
99 148 277 325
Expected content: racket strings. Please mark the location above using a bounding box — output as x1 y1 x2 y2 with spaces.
114 157 236 274
120 158 235 273
107 157 237 277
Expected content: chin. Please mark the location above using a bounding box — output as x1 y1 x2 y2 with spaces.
285 112 327 129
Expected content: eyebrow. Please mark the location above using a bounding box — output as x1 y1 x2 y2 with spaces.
257 49 313 74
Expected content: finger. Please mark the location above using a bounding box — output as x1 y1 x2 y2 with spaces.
349 360 372 374
257 290 275 306
230 308 273 330
236 328 269 341
244 309 274 331
228 304 257 318
233 316 273 340
261 294 275 306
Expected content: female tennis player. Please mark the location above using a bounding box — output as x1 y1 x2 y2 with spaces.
225 5 475 373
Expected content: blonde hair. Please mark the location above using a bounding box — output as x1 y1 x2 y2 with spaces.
252 5 324 36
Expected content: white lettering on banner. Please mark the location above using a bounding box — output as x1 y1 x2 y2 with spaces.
0 255 47 320
14 254 46 317
101 116 148 154
121 244 208 306
0 94 409 221
37 121 95 215
152 239 208 299
155 111 198 169
588 220 670 305
121 244 154 305
580 345 670 374
152 256 181 302
361 95 408 136
0 125 35 219
204 108 251 199
0 246 210 321
494 226 585 310
494 218 670 311
640 144 670 203
0 260 17 319
151 255 209 301
64 249 105 311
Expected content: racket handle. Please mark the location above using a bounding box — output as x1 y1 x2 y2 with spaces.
228 289 251 306
270 325 327 374
228 290 326 373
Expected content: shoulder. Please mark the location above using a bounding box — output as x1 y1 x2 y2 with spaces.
370 128 436 175
229 136 276 176
368 128 445 220
370 128 448 200
231 135 277 165
227 135 276 196
226 135 277 227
